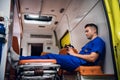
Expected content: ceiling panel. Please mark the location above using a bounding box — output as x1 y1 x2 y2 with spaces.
18 0 72 33
20 0 42 14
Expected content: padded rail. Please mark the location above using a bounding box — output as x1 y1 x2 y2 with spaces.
18 59 57 65
21 75 55 80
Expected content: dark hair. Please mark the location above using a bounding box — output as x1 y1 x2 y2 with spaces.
84 23 98 34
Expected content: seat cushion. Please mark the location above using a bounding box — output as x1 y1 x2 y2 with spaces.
78 66 103 75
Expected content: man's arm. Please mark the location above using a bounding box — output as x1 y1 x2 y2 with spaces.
67 48 99 62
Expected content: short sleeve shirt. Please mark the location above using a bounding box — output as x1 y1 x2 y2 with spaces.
79 37 105 65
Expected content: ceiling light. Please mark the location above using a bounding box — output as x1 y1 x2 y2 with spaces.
24 14 53 25
24 14 52 22
27 14 39 18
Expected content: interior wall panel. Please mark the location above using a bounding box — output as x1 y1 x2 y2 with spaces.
66 0 99 31
56 15 69 40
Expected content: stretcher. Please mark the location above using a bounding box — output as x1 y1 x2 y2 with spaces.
17 59 60 80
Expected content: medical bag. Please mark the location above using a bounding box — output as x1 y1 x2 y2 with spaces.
0 23 6 62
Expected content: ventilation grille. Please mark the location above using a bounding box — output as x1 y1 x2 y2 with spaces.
30 34 52 38
38 26 45 28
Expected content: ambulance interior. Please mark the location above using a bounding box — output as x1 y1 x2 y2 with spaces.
0 0 118 80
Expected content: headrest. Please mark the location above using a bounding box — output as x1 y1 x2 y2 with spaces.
12 36 19 54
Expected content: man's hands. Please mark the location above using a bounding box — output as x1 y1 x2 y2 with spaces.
67 47 99 63
67 47 78 56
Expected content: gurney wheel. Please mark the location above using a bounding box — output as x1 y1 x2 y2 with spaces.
53 74 61 80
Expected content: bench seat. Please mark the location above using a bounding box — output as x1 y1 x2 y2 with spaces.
77 66 115 80
78 66 103 75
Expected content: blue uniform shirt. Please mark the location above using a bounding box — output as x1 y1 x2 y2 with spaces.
79 37 106 65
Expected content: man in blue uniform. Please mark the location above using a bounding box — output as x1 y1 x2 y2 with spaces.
20 23 105 72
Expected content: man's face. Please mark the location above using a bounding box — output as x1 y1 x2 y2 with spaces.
85 26 96 40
